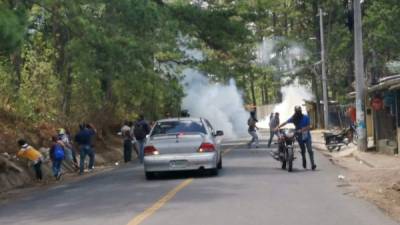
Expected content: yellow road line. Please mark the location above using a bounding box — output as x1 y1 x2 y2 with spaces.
127 146 237 225
127 178 193 225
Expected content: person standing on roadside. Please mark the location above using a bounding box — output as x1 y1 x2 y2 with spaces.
123 130 133 163
17 139 43 181
134 115 151 164
75 123 97 175
120 121 131 136
268 112 280 147
276 106 317 170
49 136 65 180
58 128 78 170
247 111 259 148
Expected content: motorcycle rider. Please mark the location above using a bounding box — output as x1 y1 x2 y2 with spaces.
276 106 317 170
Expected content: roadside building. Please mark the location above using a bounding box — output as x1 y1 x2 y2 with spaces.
347 75 400 154
367 75 400 154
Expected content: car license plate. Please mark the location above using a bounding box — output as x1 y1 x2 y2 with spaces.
170 160 188 168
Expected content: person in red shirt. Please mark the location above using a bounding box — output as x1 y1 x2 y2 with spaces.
347 106 356 125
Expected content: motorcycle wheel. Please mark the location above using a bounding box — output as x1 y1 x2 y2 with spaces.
287 148 294 172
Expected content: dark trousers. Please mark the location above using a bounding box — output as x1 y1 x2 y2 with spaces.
71 149 78 164
298 138 315 168
123 139 133 163
79 145 95 174
52 159 63 177
268 130 276 147
33 161 43 180
137 139 145 164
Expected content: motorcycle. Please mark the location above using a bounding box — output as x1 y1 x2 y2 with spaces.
276 128 297 172
323 125 357 152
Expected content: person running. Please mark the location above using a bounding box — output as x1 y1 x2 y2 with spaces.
134 115 151 164
276 106 317 170
268 112 280 147
49 136 65 180
17 139 43 181
247 111 259 148
75 123 97 175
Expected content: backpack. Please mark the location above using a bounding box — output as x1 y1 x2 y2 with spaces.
54 144 65 160
134 122 147 140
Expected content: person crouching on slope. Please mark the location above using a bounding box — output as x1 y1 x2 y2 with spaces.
17 139 44 181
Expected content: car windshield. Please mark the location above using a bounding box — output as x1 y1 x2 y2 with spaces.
151 120 206 136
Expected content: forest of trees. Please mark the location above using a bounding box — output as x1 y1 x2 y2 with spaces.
1 0 399 126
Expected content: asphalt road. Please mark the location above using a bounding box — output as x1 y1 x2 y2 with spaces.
0 137 398 225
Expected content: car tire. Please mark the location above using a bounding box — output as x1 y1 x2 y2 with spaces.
217 157 222 169
208 168 218 176
145 172 156 180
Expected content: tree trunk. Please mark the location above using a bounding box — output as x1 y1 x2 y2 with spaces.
261 84 265 104
249 73 257 107
62 66 73 116
284 2 289 35
10 50 22 96
263 74 269 104
52 3 74 117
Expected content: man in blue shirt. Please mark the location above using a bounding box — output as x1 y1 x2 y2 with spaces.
75 123 97 175
276 106 317 170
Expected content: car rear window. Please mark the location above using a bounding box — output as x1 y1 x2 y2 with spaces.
151 120 206 136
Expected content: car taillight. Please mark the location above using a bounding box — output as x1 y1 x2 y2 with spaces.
198 143 215 152
144 145 159 156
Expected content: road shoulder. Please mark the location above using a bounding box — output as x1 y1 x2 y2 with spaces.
312 130 400 222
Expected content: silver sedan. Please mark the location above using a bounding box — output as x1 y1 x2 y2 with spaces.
143 117 224 179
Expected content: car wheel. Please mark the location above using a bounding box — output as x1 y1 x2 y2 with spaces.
217 157 222 169
145 172 156 180
208 168 218 176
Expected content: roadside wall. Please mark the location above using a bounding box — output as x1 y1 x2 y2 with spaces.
256 104 276 121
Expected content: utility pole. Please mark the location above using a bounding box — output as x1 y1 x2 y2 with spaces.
354 0 367 151
319 8 329 129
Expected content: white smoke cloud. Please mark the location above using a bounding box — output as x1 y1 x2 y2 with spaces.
257 82 314 129
255 37 313 129
181 68 249 138
255 37 308 73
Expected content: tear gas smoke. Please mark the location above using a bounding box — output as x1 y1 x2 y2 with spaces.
181 68 249 138
257 82 314 129
255 38 313 129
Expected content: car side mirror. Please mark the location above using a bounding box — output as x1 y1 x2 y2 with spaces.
215 130 224 136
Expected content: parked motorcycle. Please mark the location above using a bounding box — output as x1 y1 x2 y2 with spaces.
276 128 297 172
323 125 357 152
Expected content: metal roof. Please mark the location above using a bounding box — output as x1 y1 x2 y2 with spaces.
369 75 400 92
347 75 400 98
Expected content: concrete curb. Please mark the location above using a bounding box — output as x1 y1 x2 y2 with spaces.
313 142 376 168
